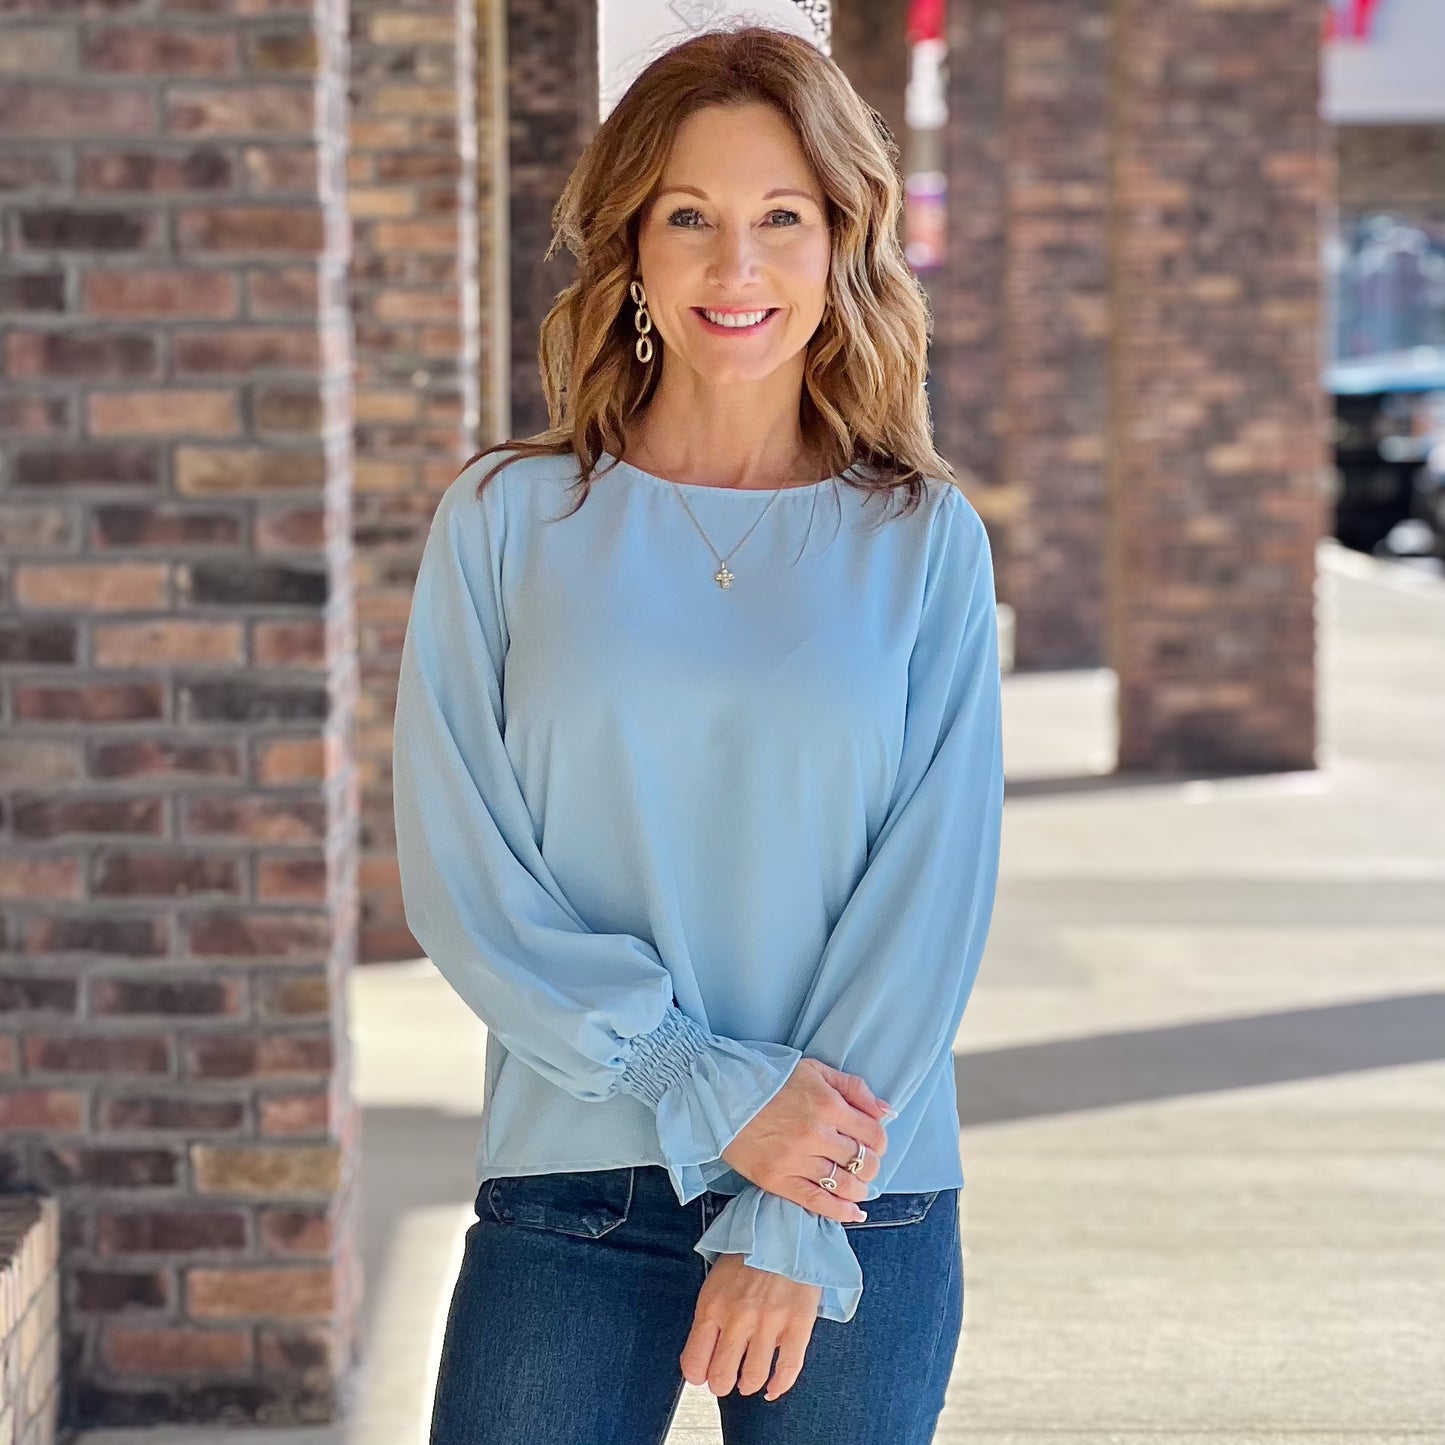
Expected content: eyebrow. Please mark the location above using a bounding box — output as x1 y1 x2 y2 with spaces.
654 185 820 204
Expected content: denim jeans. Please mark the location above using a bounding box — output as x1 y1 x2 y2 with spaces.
429 1162 963 1445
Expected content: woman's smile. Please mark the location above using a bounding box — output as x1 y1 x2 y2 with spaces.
691 306 780 335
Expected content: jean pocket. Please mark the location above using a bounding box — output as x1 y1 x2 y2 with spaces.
841 1188 942 1230
482 1166 635 1239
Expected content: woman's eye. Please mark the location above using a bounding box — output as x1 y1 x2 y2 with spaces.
664 208 803 228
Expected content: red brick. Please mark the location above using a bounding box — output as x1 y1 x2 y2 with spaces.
0 972 77 1011
370 219 457 253
75 1268 171 1312
252 387 322 433
12 796 165 840
184 911 329 961
174 328 318 375
80 146 234 193
192 1143 340 1196
88 390 240 437
24 914 167 958
241 144 317 194
187 1266 332 1320
94 620 244 668
14 681 165 724
176 446 325 495
253 738 324 786
6 329 159 379
0 85 154 136
258 1206 329 1256
84 269 238 318
94 852 243 899
258 1089 330 1137
245 267 317 316
166 84 313 136
0 501 74 549
0 27 74 71
255 505 325 549
182 796 326 844
256 852 326 900
90 740 242 782
251 620 326 668
0 622 78 665
13 445 162 489
0 856 82 902
185 1032 331 1079
0 396 72 436
98 1209 248 1256
255 974 330 1019
257 1324 337 1375
103 1325 252 1374
245 29 317 74
25 1034 171 1075
15 563 169 612
98 1093 246 1133
90 976 246 1017
177 206 324 253
85 26 240 75
0 1089 85 1131
92 503 244 548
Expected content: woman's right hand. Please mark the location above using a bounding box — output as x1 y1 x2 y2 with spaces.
719 1057 892 1224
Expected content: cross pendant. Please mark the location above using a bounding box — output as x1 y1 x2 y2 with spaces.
714 564 733 589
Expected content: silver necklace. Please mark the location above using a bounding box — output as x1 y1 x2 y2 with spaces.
670 484 783 589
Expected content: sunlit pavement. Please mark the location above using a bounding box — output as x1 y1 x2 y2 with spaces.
76 539 1445 1445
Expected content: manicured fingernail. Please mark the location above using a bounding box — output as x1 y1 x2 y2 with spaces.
881 1107 897 1121
855 1209 867 1221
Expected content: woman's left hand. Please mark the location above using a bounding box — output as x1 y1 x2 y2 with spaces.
679 1253 821 1401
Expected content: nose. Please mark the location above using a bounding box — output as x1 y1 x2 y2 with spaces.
705 223 763 292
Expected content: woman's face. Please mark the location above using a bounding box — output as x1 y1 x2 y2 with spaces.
635 102 832 387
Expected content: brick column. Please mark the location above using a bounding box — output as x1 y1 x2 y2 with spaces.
0 1 361 1427
345 0 490 963
1002 1 1111 669
831 0 909 166
934 0 1008 539
1109 0 1328 771
507 0 598 439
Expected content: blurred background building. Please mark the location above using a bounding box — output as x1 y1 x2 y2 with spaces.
0 0 1437 1434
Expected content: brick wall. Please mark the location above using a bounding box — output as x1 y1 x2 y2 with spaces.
934 0 1008 542
345 0 486 963
0 1196 61 1445
0 1 361 1427
507 0 598 439
1109 0 1327 771
1335 122 1445 216
1002 0 1111 670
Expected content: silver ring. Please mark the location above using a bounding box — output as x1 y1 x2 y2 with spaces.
818 1161 839 1192
845 1140 867 1175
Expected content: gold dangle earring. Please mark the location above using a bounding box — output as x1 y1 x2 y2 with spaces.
630 278 653 364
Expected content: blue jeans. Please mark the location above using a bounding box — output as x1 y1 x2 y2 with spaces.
429 1163 963 1444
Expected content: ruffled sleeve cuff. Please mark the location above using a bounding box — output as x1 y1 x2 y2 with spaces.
616 1005 803 1206
694 1185 864 1323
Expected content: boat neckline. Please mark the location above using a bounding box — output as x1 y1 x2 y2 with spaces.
595 448 846 498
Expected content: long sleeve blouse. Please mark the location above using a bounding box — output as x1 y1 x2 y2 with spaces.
392 444 1005 1323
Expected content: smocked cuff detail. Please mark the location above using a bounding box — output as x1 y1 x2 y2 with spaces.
695 1186 863 1323
616 1005 712 1107
616 1006 803 1208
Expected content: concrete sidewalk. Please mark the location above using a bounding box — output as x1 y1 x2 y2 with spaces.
78 538 1445 1444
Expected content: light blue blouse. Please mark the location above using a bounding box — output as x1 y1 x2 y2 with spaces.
392 445 1004 1323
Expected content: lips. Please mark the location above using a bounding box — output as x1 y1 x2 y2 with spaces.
692 307 779 333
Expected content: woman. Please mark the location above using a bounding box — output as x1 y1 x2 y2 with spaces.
395 24 1005 1445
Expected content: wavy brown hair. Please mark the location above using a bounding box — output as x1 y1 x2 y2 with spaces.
466 22 956 528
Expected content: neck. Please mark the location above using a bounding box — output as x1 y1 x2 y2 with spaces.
626 364 819 489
